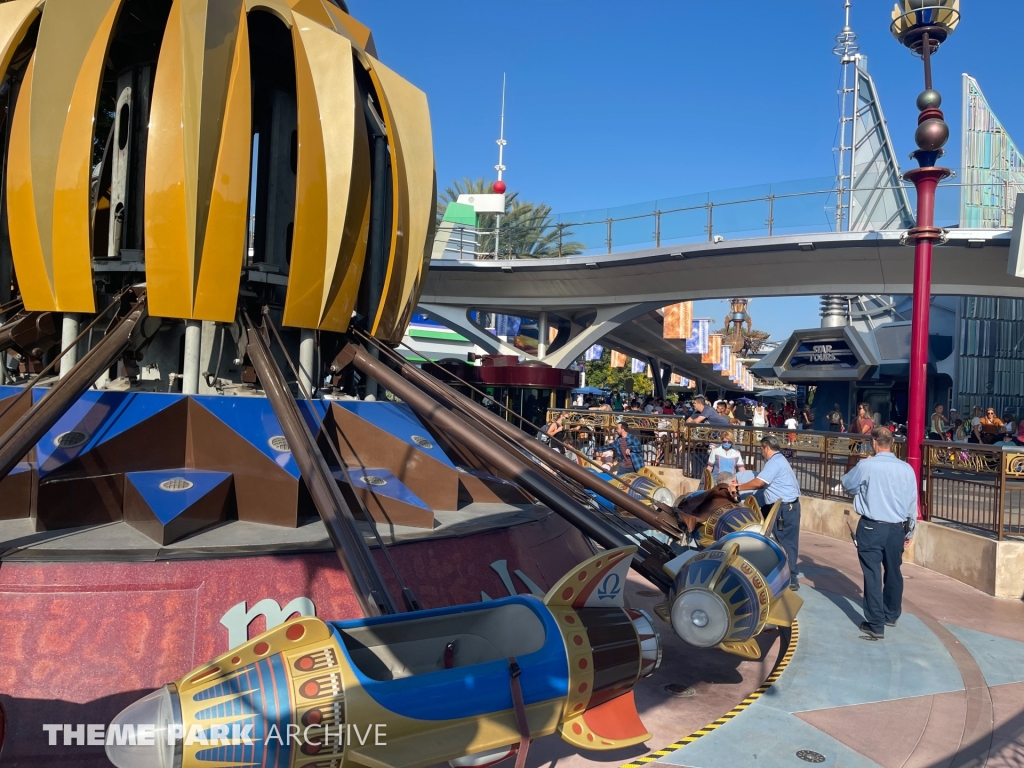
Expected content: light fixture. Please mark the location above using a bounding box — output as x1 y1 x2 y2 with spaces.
967 239 984 248
799 242 815 251
586 262 599 269
671 252 686 260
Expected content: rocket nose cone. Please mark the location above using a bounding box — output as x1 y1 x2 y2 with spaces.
105 685 182 768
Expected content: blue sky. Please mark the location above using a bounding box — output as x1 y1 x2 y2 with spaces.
355 0 1022 340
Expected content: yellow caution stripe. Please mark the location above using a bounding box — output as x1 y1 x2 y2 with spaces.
618 619 800 768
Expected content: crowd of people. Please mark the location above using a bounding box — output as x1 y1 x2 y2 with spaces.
574 391 821 428
927 404 1024 445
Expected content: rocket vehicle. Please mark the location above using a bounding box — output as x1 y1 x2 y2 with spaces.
106 546 661 768
659 501 803 659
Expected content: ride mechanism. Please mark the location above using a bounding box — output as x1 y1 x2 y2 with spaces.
0 1 801 766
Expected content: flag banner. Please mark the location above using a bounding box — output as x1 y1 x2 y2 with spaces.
670 373 682 385
631 357 646 374
703 334 722 365
495 314 521 338
687 318 710 355
584 344 603 361
662 302 693 339
611 351 628 368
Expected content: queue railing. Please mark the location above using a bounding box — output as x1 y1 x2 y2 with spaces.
546 409 1024 542
923 440 1024 541
545 408 892 504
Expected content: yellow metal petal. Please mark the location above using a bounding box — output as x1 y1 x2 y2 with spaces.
51 0 124 313
145 0 193 318
146 0 248 320
282 15 329 329
365 55 433 341
286 0 334 29
284 13 370 332
193 2 251 322
322 2 375 54
7 53 54 310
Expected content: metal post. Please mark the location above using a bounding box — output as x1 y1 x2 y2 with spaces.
606 218 612 254
298 329 316 396
767 194 775 237
537 311 549 360
182 319 201 394
654 210 661 248
706 202 713 242
557 224 563 257
59 313 79 380
997 452 1006 541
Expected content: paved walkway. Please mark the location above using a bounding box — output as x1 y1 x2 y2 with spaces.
652 532 1024 768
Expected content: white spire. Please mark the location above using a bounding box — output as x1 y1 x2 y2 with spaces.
495 73 507 181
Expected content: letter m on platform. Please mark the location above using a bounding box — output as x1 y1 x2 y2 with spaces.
220 598 316 649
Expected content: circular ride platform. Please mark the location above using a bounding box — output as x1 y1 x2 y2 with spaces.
531 531 1024 768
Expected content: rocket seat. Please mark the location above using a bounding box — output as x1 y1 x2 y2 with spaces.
340 601 547 681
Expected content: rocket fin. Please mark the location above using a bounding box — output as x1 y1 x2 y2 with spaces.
760 501 782 536
544 545 637 609
743 494 763 520
661 548 698 578
766 587 804 627
717 639 762 660
559 691 651 750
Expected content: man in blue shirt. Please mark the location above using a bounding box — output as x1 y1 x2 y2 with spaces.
841 426 918 639
738 435 802 590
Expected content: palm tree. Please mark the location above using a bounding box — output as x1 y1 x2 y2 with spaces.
437 178 584 258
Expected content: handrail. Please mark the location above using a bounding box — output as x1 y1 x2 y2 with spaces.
435 177 1019 260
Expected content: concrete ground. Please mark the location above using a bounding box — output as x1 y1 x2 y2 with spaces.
526 531 1024 768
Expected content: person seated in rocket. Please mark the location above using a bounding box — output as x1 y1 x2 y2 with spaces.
673 471 740 533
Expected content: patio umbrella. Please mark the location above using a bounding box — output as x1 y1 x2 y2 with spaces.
572 386 607 395
756 388 795 399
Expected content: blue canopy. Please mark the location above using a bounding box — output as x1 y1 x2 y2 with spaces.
572 386 607 395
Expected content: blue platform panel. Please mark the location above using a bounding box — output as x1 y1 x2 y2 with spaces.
192 396 302 478
36 391 183 475
126 469 232 525
333 467 431 512
333 401 455 468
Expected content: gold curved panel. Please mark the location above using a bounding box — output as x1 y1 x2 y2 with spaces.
282 14 329 329
146 0 249 321
145 0 192 318
244 0 293 26
323 3 375 55
364 56 409 340
287 0 333 29
51 0 123 313
7 54 54 310
367 56 433 342
192 3 251 322
283 13 370 332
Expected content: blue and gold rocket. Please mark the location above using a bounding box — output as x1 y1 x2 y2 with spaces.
661 502 803 660
106 547 661 768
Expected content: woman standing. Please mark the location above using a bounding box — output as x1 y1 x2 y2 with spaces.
846 403 875 471
752 403 767 427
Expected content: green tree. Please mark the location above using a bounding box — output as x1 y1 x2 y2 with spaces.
437 177 585 258
583 349 653 397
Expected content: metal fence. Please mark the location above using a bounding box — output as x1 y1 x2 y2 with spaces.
437 177 1016 260
546 409 1024 541
924 441 1024 541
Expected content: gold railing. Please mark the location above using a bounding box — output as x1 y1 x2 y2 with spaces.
547 410 1024 541
924 440 1024 541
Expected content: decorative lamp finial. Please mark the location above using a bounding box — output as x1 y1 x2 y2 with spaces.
890 0 960 54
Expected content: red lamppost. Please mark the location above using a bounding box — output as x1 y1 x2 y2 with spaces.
890 1 960 516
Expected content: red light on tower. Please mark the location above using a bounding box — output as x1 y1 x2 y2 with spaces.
493 180 506 194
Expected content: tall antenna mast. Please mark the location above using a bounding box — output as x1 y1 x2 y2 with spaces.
494 74 507 257
496 73 507 182
833 0 859 232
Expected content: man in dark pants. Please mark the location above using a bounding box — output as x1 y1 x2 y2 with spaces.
841 426 918 639
738 435 802 591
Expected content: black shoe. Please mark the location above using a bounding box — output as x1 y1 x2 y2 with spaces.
859 621 884 639
885 620 897 627
790 580 801 592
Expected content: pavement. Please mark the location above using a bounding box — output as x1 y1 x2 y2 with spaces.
526 531 1024 768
